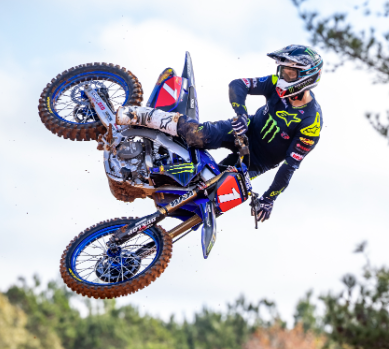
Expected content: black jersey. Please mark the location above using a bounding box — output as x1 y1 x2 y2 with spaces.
230 75 323 171
228 75 323 199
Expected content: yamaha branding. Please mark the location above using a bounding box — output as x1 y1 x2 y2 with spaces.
170 190 195 207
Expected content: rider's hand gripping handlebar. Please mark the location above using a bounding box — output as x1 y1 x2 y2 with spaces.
232 116 250 160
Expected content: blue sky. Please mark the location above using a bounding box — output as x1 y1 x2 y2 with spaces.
1 0 389 324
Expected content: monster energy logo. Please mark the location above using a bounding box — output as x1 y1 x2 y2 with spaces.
288 86 294 93
166 163 195 175
261 114 280 143
305 48 316 58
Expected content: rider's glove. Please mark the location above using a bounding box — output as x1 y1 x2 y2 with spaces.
231 114 248 136
251 196 274 222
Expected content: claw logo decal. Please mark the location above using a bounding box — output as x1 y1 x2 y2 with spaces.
166 163 195 174
275 111 301 127
260 114 280 143
300 112 321 137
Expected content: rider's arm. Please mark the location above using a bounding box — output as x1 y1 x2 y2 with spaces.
229 75 278 115
263 113 322 200
263 161 296 199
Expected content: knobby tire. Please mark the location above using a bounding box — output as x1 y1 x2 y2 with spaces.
60 217 172 299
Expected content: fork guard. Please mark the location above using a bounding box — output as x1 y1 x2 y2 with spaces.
201 200 217 259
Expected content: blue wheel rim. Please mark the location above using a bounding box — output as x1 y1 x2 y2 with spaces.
50 71 130 124
70 223 160 286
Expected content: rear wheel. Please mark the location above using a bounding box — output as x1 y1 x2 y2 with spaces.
60 217 172 299
38 63 143 141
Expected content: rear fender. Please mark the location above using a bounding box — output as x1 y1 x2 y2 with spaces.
181 51 199 121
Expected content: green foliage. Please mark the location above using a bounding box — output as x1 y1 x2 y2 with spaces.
292 0 389 139
0 293 50 349
2 278 278 349
294 290 323 334
5 275 79 349
291 241 389 349
182 296 277 349
8 250 389 349
319 243 389 349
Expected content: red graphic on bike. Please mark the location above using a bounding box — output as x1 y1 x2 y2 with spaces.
217 176 242 212
155 77 182 107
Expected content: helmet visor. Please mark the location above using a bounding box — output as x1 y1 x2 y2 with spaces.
277 66 301 83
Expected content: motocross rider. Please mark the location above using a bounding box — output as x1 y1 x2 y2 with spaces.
116 45 323 223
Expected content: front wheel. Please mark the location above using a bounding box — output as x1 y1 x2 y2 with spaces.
60 217 172 299
38 63 143 141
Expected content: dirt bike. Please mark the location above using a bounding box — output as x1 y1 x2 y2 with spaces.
38 52 259 299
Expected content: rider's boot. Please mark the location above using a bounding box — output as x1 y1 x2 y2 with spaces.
116 106 181 137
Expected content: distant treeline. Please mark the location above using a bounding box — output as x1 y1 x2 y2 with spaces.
0 275 322 349
1 243 388 349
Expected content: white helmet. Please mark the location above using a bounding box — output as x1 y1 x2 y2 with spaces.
267 45 323 100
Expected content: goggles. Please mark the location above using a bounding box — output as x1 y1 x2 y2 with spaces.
277 66 301 83
277 60 324 83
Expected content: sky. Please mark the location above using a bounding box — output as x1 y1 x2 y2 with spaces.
1 0 389 325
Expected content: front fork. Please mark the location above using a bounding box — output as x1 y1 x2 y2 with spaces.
84 85 117 128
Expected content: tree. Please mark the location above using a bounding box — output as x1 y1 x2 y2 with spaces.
0 293 51 349
293 290 323 334
184 296 277 349
292 0 389 140
319 242 389 349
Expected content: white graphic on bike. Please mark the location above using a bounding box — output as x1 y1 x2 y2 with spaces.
218 188 240 203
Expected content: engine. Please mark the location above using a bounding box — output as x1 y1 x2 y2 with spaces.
103 135 181 202
108 139 148 184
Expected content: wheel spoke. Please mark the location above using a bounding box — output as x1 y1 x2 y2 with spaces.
78 268 97 280
95 238 107 252
106 81 115 89
109 93 126 100
77 266 96 274
79 251 105 258
109 87 122 98
76 256 101 265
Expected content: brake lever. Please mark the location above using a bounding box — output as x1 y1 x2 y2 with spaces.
250 192 259 229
